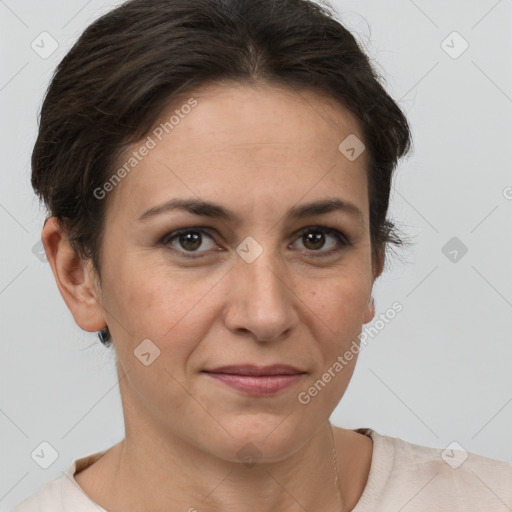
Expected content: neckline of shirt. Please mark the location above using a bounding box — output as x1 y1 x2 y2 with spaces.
63 427 393 511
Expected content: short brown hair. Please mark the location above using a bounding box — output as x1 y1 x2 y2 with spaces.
32 0 413 283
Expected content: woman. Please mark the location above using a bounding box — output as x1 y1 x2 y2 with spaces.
12 0 512 510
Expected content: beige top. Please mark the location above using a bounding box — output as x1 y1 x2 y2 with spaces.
10 428 512 511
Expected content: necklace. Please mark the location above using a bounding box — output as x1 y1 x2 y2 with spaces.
329 422 344 509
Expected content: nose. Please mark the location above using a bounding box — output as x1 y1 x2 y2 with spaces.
223 248 299 342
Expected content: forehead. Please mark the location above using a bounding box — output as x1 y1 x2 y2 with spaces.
165 81 364 159
106 81 369 223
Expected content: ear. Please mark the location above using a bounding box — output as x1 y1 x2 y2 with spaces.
41 217 106 332
362 245 385 324
371 243 386 281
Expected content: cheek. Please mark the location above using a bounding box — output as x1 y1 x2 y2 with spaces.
296 278 367 412
305 271 371 340
108 261 221 365
111 267 221 415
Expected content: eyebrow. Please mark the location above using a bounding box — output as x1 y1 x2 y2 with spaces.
137 197 364 225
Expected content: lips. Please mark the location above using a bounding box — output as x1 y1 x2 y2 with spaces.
203 364 305 376
202 365 306 395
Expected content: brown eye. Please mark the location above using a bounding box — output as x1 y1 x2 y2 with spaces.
302 231 330 250
291 226 350 257
177 232 202 251
162 228 217 256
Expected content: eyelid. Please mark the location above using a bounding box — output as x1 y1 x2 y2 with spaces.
293 225 349 243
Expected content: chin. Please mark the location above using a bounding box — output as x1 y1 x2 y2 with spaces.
204 416 311 464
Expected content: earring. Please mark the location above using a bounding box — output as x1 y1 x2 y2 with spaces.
368 296 374 309
97 326 111 347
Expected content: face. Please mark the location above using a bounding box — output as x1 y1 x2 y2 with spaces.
53 82 382 463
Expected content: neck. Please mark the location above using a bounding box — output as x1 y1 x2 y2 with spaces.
76 370 373 512
107 420 345 512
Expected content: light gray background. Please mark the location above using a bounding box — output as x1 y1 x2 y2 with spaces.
1 0 511 509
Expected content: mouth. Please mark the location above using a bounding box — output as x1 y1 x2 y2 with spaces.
202 364 306 395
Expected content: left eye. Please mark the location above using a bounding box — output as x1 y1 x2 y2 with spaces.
290 226 349 256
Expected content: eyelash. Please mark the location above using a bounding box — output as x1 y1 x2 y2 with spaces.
160 226 351 259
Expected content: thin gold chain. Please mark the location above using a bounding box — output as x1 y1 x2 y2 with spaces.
329 422 344 509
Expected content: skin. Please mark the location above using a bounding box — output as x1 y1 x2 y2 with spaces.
42 81 384 512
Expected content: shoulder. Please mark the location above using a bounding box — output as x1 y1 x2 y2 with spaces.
10 450 108 512
391 432 512 483
10 476 62 512
353 428 512 511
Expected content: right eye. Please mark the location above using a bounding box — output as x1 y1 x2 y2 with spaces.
161 228 220 258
